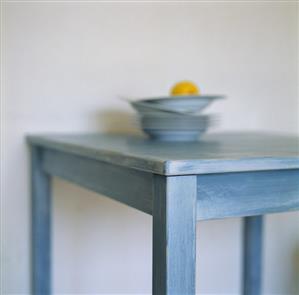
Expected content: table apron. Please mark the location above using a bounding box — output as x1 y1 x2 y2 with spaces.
197 169 299 220
40 148 299 220
42 148 153 214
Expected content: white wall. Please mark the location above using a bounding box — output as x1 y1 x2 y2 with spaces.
2 2 299 294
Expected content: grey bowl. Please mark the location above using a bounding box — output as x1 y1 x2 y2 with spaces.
140 114 212 141
130 100 186 116
141 95 224 113
141 114 210 130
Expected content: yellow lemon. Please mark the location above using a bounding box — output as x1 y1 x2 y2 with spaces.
170 81 200 96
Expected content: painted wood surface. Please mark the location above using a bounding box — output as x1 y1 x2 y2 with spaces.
242 216 263 295
28 132 299 175
31 146 51 295
28 133 299 295
197 169 299 220
40 147 299 219
43 149 153 214
153 175 197 295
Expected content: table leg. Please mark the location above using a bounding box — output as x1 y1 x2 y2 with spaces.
31 146 51 295
153 175 197 295
242 215 263 295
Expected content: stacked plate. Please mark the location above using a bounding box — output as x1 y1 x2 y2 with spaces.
129 95 224 141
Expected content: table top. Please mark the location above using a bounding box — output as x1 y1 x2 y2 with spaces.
28 132 299 175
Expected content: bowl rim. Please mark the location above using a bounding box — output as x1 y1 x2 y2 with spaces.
140 95 225 103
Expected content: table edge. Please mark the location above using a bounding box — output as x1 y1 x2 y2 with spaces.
27 135 299 176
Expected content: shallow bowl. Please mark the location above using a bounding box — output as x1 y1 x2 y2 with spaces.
140 114 210 130
141 95 224 113
140 114 212 141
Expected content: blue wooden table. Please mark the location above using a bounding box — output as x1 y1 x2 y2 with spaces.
28 132 299 295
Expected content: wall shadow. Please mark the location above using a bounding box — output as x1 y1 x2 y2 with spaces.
92 109 143 136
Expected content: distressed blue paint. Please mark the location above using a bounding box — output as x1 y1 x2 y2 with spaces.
153 175 197 294
27 132 299 295
43 149 153 214
197 169 299 220
242 216 263 295
31 146 51 295
28 132 299 175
